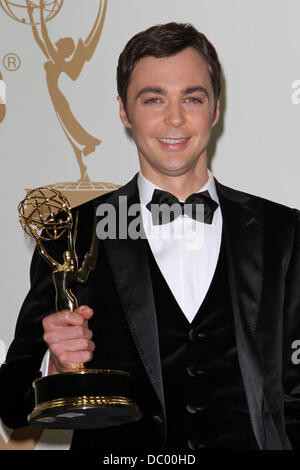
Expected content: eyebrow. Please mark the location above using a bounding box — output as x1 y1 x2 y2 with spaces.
135 87 165 101
134 86 210 101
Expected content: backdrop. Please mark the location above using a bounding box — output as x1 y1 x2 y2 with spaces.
0 0 299 450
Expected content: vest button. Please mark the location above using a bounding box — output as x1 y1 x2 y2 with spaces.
188 329 207 341
187 439 206 450
152 415 163 426
186 364 204 377
186 403 205 414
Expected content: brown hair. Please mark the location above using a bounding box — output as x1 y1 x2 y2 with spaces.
117 22 221 112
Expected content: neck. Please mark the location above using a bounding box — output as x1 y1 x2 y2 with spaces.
140 156 209 200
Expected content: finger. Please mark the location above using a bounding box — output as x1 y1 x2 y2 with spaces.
43 310 82 329
76 305 94 320
50 338 95 355
53 350 94 370
43 324 93 344
43 308 93 330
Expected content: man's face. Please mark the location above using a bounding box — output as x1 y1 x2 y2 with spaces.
118 47 219 180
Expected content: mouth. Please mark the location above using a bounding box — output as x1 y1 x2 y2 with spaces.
156 137 190 150
157 137 188 144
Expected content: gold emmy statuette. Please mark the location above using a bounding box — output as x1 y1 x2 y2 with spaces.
18 187 142 429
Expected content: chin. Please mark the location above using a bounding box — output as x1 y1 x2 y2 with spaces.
157 165 194 177
161 158 198 175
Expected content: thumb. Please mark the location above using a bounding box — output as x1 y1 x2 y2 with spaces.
76 305 94 321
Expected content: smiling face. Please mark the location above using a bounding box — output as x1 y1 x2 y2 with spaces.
118 47 220 186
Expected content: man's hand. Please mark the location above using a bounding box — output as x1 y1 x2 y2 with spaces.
42 305 95 375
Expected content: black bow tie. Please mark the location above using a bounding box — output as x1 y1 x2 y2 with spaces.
146 189 219 225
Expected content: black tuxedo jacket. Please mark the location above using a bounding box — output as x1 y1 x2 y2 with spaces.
0 174 300 450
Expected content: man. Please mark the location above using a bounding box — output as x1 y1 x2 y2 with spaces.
0 23 300 451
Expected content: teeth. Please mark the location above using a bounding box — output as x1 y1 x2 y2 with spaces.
158 138 187 144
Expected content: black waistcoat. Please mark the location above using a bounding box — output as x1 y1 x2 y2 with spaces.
147 236 259 450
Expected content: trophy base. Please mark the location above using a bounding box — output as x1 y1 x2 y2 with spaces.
28 395 141 429
28 369 142 429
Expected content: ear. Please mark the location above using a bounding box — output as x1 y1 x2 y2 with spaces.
117 96 131 129
212 99 220 127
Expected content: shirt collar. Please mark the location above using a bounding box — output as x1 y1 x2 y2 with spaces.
137 170 219 206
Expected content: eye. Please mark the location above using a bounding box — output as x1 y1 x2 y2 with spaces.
144 97 161 104
185 97 203 104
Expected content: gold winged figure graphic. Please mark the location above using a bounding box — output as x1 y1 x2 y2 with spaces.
26 0 107 180
0 71 6 124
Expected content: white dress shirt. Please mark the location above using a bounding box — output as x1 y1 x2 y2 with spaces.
138 170 223 323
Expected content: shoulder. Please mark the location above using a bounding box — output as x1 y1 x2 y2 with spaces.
216 179 299 221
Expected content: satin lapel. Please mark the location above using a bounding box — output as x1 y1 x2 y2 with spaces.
215 179 266 448
94 174 165 412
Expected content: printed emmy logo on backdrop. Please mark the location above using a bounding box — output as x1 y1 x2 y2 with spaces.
2 53 21 71
0 71 6 123
0 0 117 450
1 0 118 208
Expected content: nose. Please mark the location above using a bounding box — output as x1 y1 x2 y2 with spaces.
164 101 186 128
